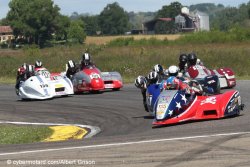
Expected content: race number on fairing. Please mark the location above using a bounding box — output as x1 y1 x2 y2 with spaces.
90 73 100 79
37 70 51 79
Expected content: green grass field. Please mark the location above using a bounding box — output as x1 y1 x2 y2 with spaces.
0 33 250 84
0 43 250 83
0 125 52 145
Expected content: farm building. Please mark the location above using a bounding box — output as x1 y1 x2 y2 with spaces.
143 7 210 34
0 26 14 43
176 7 210 32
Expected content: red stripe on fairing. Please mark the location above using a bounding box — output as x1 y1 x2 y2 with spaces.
203 68 210 75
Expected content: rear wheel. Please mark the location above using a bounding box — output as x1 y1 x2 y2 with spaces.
90 90 100 94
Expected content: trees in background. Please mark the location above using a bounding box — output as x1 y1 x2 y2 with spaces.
80 15 100 36
67 20 86 43
54 15 70 41
5 0 85 47
191 2 250 31
1 0 250 47
155 2 182 34
6 0 63 47
98 2 130 35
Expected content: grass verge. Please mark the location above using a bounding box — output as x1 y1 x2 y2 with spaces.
0 77 15 84
0 125 53 145
1 33 250 84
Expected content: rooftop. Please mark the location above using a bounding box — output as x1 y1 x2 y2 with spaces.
0 26 13 33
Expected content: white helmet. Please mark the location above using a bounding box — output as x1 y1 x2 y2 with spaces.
168 65 179 76
135 75 146 88
147 71 158 80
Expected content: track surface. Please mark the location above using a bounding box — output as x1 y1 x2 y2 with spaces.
0 81 249 166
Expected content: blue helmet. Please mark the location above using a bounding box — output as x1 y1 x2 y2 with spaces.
160 76 178 90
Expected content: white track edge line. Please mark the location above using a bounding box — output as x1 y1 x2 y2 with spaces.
0 131 250 156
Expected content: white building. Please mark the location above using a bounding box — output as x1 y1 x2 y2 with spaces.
175 7 210 32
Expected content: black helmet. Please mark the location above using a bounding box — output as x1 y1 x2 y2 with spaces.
67 60 76 69
179 54 188 65
82 52 91 66
35 60 43 68
188 53 197 66
153 64 164 74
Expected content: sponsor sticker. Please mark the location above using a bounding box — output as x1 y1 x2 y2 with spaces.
55 92 65 95
158 104 166 109
90 73 100 79
201 96 217 105
40 84 48 88
105 84 113 88
55 84 64 88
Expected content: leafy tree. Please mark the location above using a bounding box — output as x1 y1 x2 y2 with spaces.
155 2 182 34
54 15 70 40
99 2 130 35
211 3 250 31
80 15 100 36
128 12 155 29
190 3 221 14
67 20 86 43
6 0 63 47
157 2 182 18
70 12 80 20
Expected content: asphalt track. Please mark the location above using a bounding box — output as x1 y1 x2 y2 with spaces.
0 81 249 167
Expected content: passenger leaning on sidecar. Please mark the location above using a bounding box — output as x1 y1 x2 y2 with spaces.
135 71 159 112
162 65 203 96
15 64 35 95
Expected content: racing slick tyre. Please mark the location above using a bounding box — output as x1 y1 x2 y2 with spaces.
90 90 101 94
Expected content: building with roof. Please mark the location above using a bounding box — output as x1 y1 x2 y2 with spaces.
142 7 209 34
0 26 14 43
175 7 210 32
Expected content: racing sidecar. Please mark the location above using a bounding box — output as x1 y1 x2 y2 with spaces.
71 66 123 93
185 65 236 89
151 88 244 126
17 68 73 100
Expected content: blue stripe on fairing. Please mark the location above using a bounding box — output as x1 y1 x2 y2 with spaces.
36 76 49 96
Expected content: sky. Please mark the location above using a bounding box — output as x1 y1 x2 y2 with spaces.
0 0 249 19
